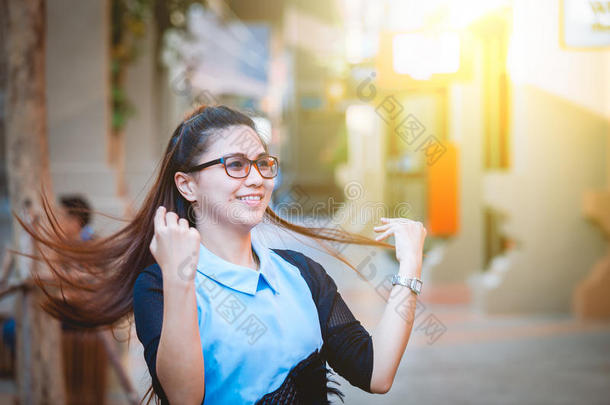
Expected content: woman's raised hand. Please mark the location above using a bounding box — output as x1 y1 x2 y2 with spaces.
149 206 201 283
374 217 427 275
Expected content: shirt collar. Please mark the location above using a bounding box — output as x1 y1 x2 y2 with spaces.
196 234 280 296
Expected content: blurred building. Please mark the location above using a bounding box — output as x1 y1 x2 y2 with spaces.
1 0 609 402
8 0 610 320
326 0 610 316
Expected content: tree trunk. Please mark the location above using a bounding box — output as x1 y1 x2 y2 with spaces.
1 0 67 403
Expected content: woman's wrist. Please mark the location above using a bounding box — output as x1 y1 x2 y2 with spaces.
161 265 197 288
397 256 422 279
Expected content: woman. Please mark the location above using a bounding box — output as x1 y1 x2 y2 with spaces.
17 105 427 404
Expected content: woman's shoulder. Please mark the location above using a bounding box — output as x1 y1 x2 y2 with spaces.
271 248 340 335
133 263 163 294
271 248 324 273
270 248 338 294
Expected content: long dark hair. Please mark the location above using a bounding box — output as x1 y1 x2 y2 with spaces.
13 104 392 404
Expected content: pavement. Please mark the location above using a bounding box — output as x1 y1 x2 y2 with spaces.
330 304 610 405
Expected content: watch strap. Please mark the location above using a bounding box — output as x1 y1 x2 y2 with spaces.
390 274 423 295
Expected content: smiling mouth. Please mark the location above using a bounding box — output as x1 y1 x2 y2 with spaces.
236 195 264 207
236 195 263 201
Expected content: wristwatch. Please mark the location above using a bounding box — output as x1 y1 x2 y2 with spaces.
391 274 423 295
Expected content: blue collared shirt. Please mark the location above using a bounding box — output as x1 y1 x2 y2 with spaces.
133 235 375 405
194 235 324 404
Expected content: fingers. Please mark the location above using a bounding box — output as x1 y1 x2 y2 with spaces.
381 217 423 227
375 217 426 240
154 206 167 231
178 218 189 230
375 218 399 240
373 223 391 232
149 234 157 253
375 228 394 241
188 226 201 241
154 206 190 232
165 211 179 227
381 217 411 224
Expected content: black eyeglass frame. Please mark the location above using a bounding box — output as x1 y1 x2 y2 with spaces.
185 153 279 179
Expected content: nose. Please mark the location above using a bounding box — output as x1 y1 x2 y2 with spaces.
244 162 264 186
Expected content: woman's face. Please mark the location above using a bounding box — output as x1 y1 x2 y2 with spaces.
185 125 275 231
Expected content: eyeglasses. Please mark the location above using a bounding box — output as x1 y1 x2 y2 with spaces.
185 153 279 179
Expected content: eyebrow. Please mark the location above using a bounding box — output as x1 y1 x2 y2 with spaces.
228 152 268 159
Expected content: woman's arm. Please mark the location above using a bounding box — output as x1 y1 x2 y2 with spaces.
370 217 427 393
156 274 205 404
369 258 421 393
149 206 205 404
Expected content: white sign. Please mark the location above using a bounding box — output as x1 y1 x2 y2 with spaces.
562 0 610 48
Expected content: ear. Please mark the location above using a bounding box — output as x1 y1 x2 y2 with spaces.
174 171 198 202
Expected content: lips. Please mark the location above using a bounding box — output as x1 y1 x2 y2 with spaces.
236 194 263 201
236 193 264 207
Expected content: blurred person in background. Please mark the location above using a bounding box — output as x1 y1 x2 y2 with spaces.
58 194 96 241
57 194 108 405
0 195 107 403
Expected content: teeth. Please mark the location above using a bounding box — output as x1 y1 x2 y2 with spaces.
238 195 262 201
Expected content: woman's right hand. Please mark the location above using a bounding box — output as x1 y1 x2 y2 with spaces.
149 206 201 283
